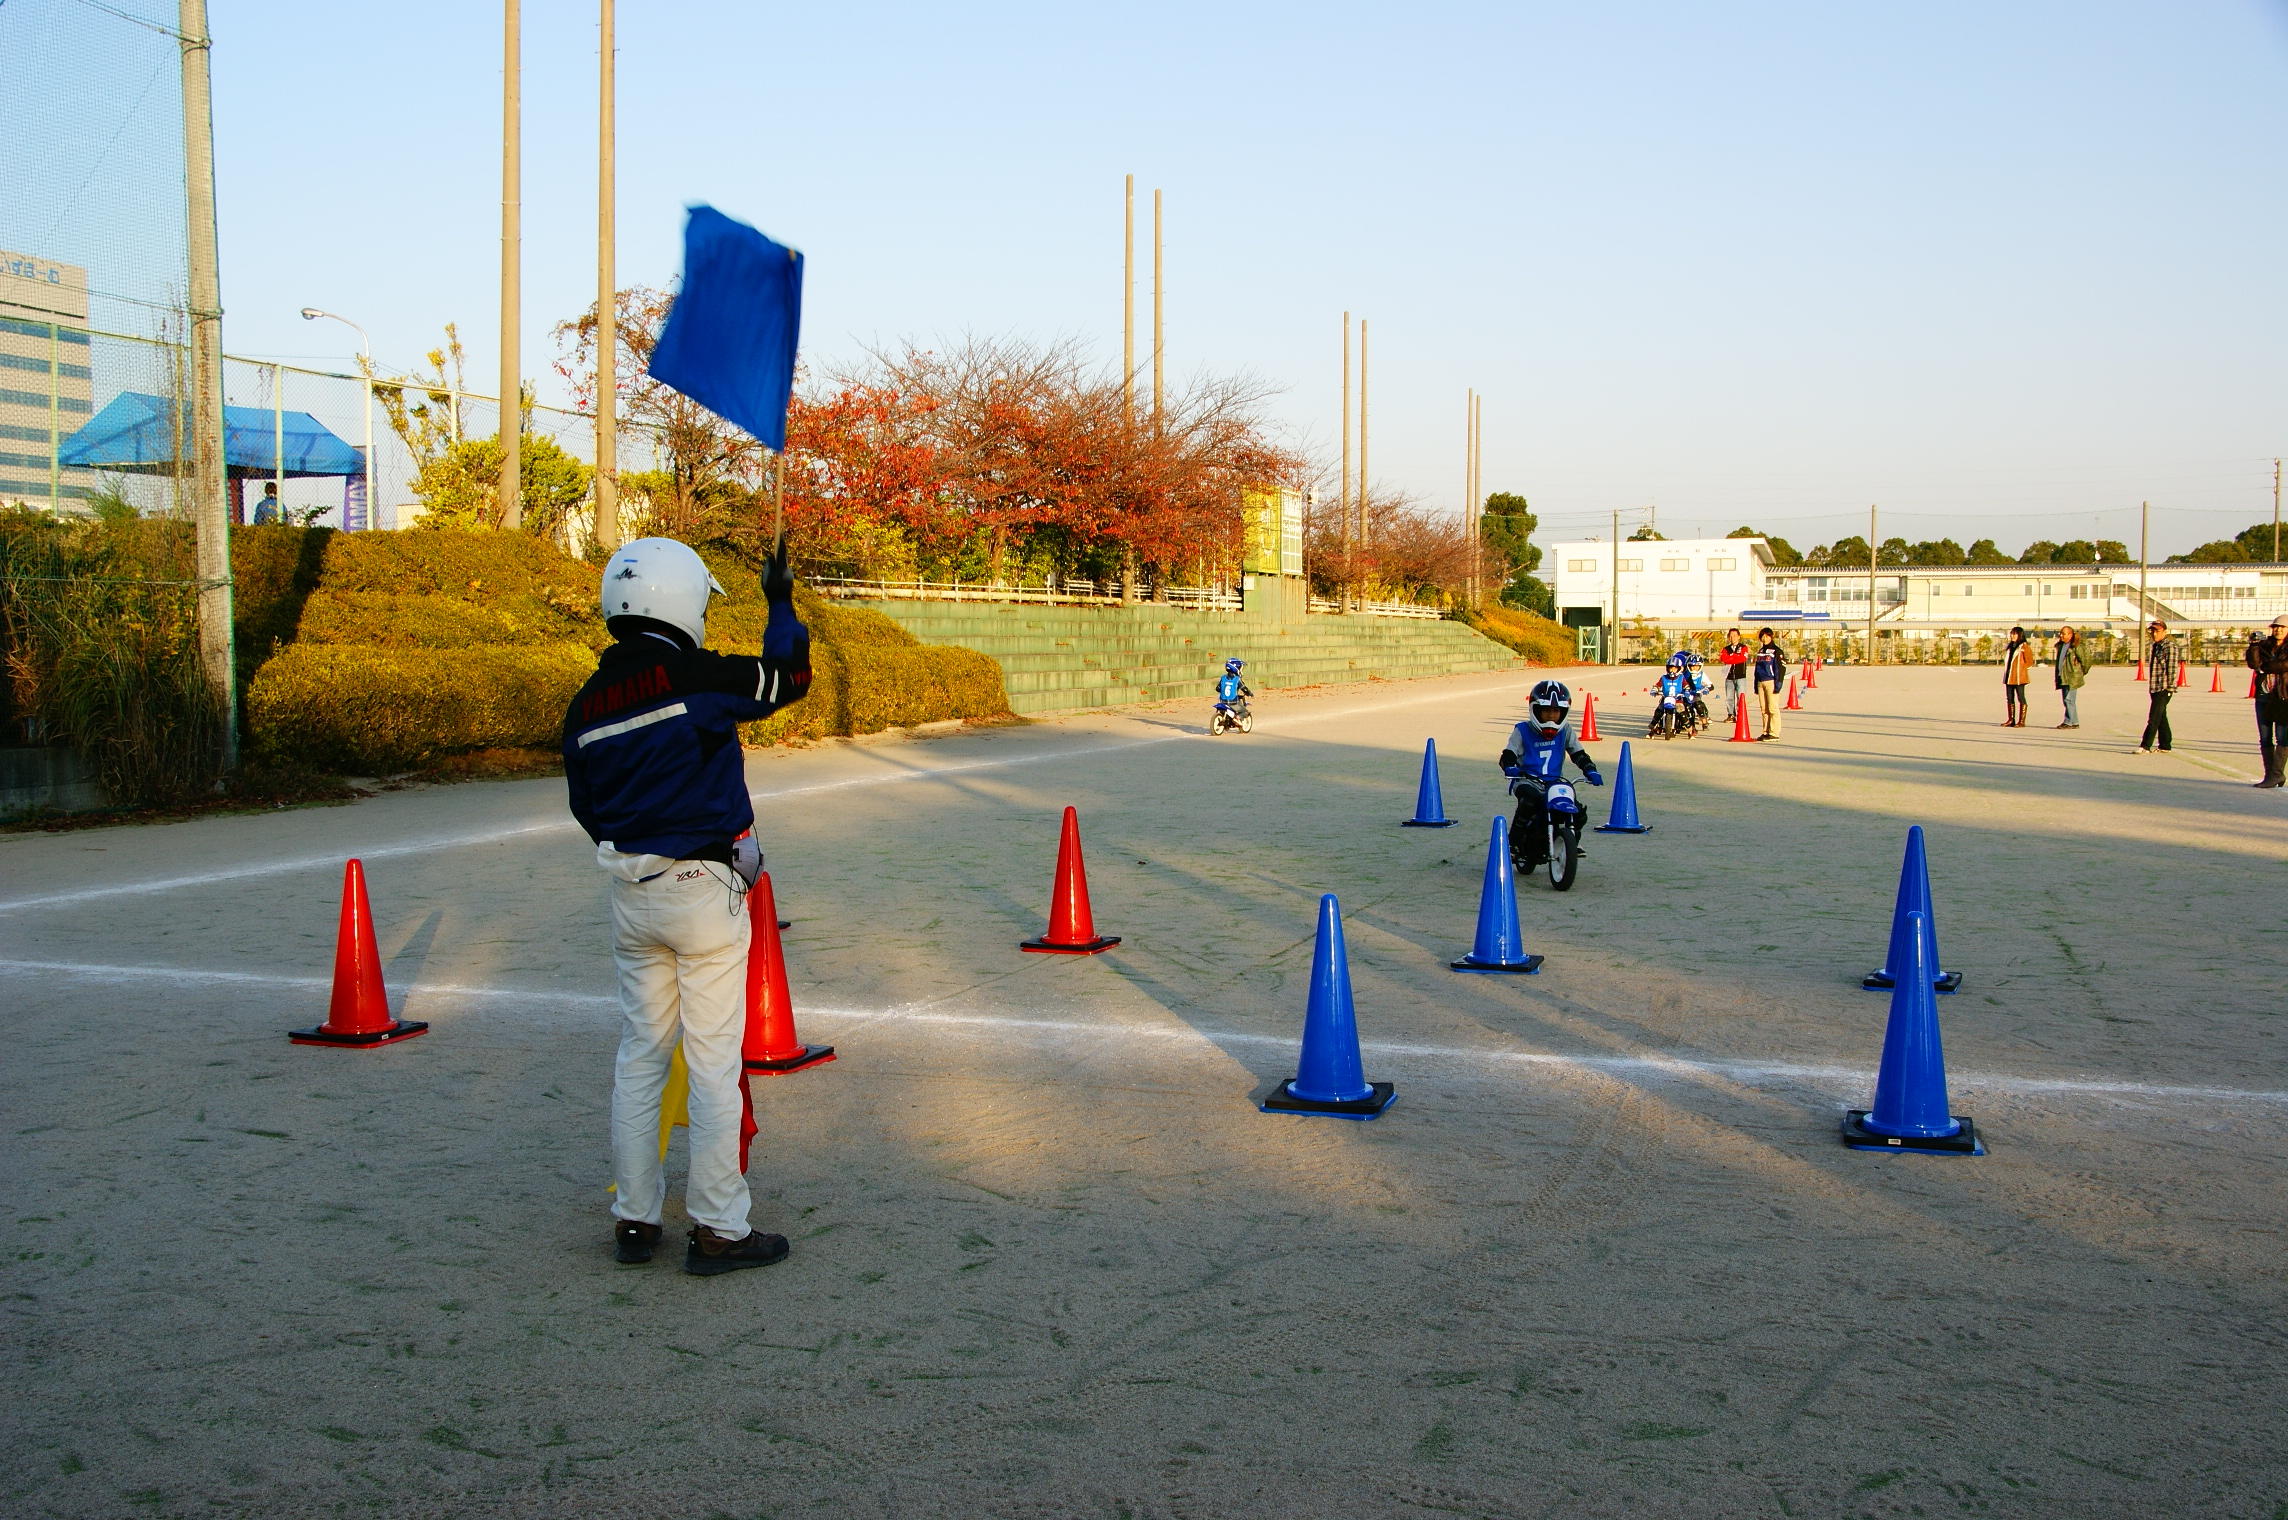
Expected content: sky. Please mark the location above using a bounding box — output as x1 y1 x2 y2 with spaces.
6 0 2287 557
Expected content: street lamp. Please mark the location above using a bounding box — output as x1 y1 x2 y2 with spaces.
300 307 375 529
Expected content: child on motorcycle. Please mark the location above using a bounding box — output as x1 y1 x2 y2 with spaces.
1648 655 1693 738
1213 658 1253 731
1500 679 1603 867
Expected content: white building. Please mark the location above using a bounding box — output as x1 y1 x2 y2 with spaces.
1552 537 1777 628
0 251 96 512
1553 534 2287 639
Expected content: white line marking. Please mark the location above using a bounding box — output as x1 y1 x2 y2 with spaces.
1 956 2279 1109
0 673 1520 917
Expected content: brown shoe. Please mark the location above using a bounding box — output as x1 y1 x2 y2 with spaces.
685 1226 791 1277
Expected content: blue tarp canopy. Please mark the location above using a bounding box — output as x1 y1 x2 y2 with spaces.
58 391 365 479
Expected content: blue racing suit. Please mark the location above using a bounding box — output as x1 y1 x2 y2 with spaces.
1217 671 1251 705
1500 719 1598 862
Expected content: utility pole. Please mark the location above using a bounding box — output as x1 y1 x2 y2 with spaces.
1609 508 1620 665
2273 459 2280 562
1358 318 1370 564
1122 175 1134 423
499 0 523 529
592 0 617 551
2139 500 2150 641
1340 313 1351 610
1867 504 1878 663
1464 389 1476 606
180 0 234 765
1151 187 1164 422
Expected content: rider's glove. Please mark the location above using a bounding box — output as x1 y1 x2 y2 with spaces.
1585 771 1604 787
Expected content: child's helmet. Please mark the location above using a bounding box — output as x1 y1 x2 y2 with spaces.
1528 678 1571 734
1225 658 1244 673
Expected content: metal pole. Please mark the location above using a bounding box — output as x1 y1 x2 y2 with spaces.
499 0 523 529
1122 175 1134 423
272 361 285 522
1358 318 1370 558
180 0 235 765
1151 187 1164 422
2139 500 2149 643
1464 388 1475 605
1609 508 1619 665
1867 504 1878 662
1340 312 1350 610
362 366 374 529
2273 459 2280 563
593 0 619 551
1474 393 1484 604
47 320 60 512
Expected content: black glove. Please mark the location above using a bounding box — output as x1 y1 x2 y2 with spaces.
761 537 796 606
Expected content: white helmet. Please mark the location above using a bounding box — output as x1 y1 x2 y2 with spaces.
600 536 724 647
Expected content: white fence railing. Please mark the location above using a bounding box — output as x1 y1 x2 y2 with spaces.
816 577 1446 618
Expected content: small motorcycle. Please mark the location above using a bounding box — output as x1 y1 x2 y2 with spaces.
1504 765 1596 891
1210 697 1254 736
1648 690 1693 740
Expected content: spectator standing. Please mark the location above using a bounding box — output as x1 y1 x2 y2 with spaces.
2137 620 2178 754
1752 627 1788 741
2246 614 2288 789
1718 628 1750 721
2000 626 2033 727
252 483 283 525
2052 625 2087 728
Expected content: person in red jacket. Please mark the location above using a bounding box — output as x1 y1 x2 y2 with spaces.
1718 627 1750 723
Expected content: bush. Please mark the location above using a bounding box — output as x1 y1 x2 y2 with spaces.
248 641 595 773
294 589 601 649
1459 604 1579 665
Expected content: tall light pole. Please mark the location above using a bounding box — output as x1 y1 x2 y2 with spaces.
1122 175 1134 423
1867 504 1878 663
301 308 373 531
1357 318 1370 566
181 0 234 763
593 0 618 551
499 0 523 529
1340 312 1351 610
1151 187 1164 422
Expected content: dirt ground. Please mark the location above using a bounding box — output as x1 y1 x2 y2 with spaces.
2 663 2283 1520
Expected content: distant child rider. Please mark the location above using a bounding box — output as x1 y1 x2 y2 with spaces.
562 537 811 1277
1216 657 1252 716
1499 678 1602 868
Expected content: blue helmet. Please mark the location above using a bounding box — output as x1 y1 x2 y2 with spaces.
1225 658 1244 674
1666 652 1687 668
1528 678 1571 733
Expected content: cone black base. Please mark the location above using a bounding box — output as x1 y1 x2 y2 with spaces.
1593 823 1652 834
1863 969 1963 994
1020 935 1120 955
1451 954 1543 974
1260 1080 1396 1119
1401 818 1457 828
288 1019 429 1048
745 1044 835 1075
1842 1110 1981 1155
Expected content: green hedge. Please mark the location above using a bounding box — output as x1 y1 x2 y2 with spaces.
248 641 597 772
243 533 1011 772
1460 604 1579 664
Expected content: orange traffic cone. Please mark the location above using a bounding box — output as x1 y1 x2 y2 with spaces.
2176 660 2187 689
1021 806 1120 954
1784 677 1803 710
2210 663 2223 693
1578 691 1601 742
1804 661 1818 689
1728 699 1756 743
742 873 834 1074
290 860 428 1047
2133 658 2145 681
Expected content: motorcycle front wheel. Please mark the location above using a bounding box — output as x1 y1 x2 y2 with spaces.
1547 820 1579 891
1239 711 1254 733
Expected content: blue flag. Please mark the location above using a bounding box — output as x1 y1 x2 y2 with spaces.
648 205 804 451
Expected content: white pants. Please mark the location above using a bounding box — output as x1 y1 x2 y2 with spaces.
607 864 751 1237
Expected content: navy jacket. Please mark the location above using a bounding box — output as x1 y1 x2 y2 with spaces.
562 616 811 860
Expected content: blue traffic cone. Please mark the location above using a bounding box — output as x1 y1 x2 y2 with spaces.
1863 825 1962 993
1452 815 1542 973
1260 894 1396 1119
1401 738 1456 827
1843 910 1981 1154
1592 740 1652 834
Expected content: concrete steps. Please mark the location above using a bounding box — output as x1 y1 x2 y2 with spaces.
851 600 1523 715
